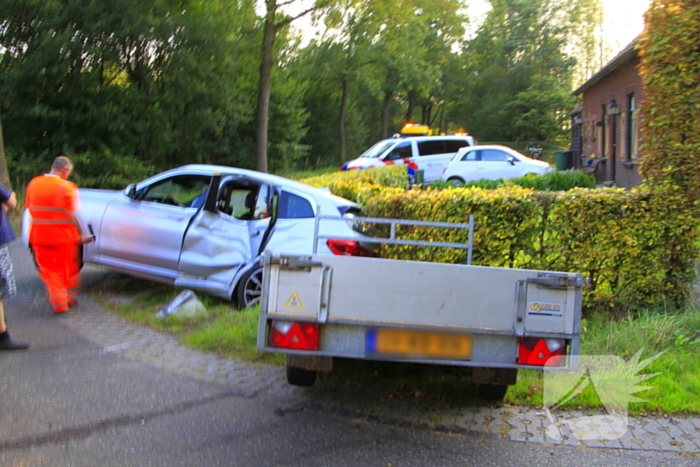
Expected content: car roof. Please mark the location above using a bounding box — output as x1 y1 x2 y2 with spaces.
456 144 523 153
165 164 359 207
459 144 514 150
383 135 474 142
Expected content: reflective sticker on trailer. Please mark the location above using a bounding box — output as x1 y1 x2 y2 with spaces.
284 291 304 309
528 301 564 317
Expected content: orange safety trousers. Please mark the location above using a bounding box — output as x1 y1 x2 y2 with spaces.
33 243 80 312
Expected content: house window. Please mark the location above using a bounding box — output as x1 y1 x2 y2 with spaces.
627 94 639 161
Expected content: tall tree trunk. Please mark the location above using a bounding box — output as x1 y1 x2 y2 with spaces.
381 91 393 139
0 115 11 190
255 3 278 174
338 77 349 165
422 104 432 128
405 90 416 123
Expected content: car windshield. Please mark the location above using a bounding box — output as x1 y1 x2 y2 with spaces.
359 141 396 159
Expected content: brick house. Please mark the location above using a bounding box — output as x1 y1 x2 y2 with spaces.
570 37 644 188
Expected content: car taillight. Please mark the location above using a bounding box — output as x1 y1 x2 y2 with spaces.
517 337 567 367
327 239 373 257
269 321 320 350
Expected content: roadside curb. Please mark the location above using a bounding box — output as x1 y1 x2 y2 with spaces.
60 296 700 454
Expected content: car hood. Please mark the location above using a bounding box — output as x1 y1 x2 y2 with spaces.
80 188 122 205
341 157 384 170
78 188 123 218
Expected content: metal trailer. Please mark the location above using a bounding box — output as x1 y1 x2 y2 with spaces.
257 215 584 400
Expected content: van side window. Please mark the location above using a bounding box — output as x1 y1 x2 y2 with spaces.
417 140 447 156
444 140 471 153
386 142 412 160
279 191 314 219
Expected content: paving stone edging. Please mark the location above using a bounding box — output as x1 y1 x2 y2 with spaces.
60 300 700 453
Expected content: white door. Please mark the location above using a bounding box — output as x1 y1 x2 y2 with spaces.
478 148 521 180
417 139 471 182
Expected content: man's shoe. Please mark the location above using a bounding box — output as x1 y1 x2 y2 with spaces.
0 335 29 351
68 299 78 307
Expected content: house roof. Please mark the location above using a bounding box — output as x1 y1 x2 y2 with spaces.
573 36 641 96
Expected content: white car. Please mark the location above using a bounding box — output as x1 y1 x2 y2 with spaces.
23 165 372 307
441 145 554 186
342 135 475 184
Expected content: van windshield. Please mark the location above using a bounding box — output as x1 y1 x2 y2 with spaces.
359 141 396 159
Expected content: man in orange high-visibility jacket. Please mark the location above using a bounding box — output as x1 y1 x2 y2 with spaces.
25 156 91 313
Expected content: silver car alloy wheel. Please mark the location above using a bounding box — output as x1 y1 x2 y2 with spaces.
238 265 263 308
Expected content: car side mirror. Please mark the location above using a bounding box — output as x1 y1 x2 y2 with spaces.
125 184 136 199
508 156 516 166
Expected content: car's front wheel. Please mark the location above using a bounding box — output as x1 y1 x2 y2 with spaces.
447 177 465 187
236 263 263 308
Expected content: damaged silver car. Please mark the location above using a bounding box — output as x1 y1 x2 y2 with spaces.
55 165 371 307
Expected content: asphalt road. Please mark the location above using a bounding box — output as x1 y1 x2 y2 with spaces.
0 243 696 467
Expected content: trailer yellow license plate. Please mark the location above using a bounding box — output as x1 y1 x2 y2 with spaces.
366 328 472 360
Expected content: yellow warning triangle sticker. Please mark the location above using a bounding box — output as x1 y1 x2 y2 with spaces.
284 291 304 309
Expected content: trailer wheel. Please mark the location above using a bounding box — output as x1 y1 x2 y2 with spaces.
286 365 317 386
477 383 508 401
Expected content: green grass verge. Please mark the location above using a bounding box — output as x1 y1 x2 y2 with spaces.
89 272 700 414
507 306 700 415
87 273 284 365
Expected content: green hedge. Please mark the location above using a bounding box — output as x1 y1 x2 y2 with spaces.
429 170 596 191
300 168 698 311
299 165 409 203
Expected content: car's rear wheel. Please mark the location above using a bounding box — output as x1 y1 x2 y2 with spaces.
448 177 465 187
236 263 263 308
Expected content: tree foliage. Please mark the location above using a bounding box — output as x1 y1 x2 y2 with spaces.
0 0 264 187
292 0 467 168
447 0 591 143
638 0 700 206
0 0 604 182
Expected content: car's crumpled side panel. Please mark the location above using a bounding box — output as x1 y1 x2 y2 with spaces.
178 211 253 286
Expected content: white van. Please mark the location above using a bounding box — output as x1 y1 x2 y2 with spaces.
342 135 476 183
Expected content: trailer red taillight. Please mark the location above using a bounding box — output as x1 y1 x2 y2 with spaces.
517 337 567 367
326 239 373 257
269 321 320 350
